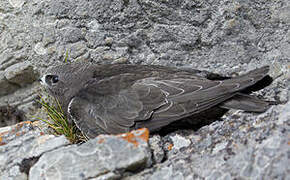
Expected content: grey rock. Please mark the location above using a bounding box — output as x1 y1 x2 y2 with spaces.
0 0 289 179
1 0 290 123
170 134 191 151
91 172 121 180
4 62 39 87
0 82 39 107
0 82 40 125
273 4 290 24
0 71 19 96
0 105 24 127
8 0 26 8
112 57 129 64
0 121 70 180
148 135 164 163
128 100 290 180
29 128 151 180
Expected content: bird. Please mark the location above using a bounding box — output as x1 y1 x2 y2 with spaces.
39 63 273 138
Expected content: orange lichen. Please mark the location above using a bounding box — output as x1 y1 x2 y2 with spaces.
16 121 32 127
167 143 173 151
0 120 47 147
0 137 6 146
120 132 139 147
15 131 26 137
288 141 290 145
32 121 40 126
0 121 36 146
118 128 149 147
232 142 238 149
136 128 149 142
98 138 105 144
14 121 32 132
23 121 32 124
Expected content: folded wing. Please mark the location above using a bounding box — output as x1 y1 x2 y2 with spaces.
68 66 270 137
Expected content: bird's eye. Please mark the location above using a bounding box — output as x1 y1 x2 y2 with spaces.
51 75 59 83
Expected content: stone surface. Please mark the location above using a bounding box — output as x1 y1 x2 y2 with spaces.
148 135 165 164
4 61 39 87
29 128 151 180
0 71 19 96
170 134 191 151
127 100 290 180
0 0 289 179
0 121 70 180
1 123 151 180
0 81 40 127
1 0 290 124
0 105 24 127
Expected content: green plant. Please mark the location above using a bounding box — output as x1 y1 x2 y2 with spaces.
36 95 88 144
64 49 69 63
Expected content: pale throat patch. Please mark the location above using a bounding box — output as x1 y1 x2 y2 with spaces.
40 75 48 86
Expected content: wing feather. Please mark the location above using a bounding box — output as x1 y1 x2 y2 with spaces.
68 66 270 135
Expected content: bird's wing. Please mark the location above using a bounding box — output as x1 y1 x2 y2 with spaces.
132 77 239 130
68 66 269 137
67 74 167 137
68 74 238 137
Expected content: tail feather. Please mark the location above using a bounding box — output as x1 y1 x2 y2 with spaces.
220 93 269 112
219 66 271 112
223 66 270 90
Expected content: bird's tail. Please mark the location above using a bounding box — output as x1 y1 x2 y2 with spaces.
220 66 273 112
219 93 269 112
223 66 271 90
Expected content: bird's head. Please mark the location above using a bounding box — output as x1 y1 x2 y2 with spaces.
39 63 95 106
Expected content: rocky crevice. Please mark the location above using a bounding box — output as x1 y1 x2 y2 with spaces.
0 105 24 127
19 156 40 176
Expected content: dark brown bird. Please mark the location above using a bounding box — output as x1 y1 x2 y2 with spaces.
40 63 273 138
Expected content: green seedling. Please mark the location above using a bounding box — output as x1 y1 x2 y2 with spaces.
35 95 88 144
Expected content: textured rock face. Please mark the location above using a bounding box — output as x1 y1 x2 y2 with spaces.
127 101 290 180
0 71 19 96
4 62 39 87
1 0 290 123
0 124 151 180
29 128 151 180
0 121 70 180
0 0 289 179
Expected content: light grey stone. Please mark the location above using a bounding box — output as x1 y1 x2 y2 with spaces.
0 70 19 96
128 101 290 180
149 135 164 163
90 172 121 180
273 5 290 24
34 42 48 55
0 82 40 123
170 134 191 151
0 0 289 179
62 28 84 43
4 62 39 87
0 121 70 180
112 57 129 64
8 0 25 8
1 0 288 122
29 129 151 180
